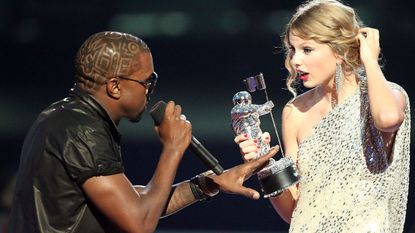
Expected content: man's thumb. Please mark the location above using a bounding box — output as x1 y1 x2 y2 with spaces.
240 187 260 200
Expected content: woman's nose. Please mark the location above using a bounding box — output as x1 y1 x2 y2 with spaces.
291 52 302 67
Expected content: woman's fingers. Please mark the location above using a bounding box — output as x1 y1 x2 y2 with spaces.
234 133 249 143
261 132 271 144
235 132 274 161
243 151 259 161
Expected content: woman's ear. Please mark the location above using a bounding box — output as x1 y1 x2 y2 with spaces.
334 52 343 65
106 78 121 99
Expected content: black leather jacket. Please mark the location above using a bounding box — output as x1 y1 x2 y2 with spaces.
10 85 124 233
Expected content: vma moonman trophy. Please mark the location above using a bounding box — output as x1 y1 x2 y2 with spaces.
231 73 300 198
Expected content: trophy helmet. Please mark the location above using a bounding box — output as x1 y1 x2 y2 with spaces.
233 91 252 105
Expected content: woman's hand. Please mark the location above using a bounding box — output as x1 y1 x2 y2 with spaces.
357 27 381 65
234 132 271 161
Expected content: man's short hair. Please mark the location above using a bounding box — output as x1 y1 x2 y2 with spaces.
74 31 150 90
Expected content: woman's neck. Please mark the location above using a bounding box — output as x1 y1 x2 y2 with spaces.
316 72 359 108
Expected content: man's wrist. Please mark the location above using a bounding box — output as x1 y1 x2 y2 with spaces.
198 170 219 197
189 170 219 201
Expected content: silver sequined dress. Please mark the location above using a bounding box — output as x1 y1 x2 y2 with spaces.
289 82 411 233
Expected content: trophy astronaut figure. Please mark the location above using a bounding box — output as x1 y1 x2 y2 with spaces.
231 91 274 158
231 89 300 198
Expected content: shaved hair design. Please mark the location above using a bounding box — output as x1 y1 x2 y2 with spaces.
75 31 150 90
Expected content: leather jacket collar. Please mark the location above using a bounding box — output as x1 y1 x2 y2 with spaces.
69 84 122 142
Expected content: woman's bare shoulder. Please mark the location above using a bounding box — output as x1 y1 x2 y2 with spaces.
284 88 317 115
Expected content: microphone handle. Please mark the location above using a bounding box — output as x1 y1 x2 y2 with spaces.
149 100 224 175
189 136 224 175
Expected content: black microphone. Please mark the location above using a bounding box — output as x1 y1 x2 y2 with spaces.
149 101 224 175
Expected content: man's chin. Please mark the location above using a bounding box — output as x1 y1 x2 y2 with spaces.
129 116 142 123
130 107 146 123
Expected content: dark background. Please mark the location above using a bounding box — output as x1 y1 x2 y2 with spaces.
1 0 414 232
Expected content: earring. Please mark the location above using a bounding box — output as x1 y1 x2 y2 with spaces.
335 63 343 93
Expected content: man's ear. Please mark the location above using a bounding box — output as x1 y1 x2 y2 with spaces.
106 78 121 99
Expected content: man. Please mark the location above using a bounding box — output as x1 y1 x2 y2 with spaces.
9 31 278 233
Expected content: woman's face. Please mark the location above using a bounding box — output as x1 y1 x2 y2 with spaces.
288 33 339 89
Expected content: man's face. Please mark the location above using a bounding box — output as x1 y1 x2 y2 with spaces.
118 52 156 122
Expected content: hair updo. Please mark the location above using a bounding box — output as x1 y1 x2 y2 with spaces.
282 0 364 98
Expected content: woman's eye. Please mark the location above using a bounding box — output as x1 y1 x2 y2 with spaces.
303 47 313 54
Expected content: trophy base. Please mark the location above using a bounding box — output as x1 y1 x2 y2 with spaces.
257 157 300 198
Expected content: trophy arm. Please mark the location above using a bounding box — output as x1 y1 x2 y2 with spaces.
255 101 274 116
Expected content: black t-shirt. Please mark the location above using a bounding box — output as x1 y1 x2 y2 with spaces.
9 85 124 233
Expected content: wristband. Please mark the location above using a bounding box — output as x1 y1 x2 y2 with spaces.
189 170 219 201
197 170 219 197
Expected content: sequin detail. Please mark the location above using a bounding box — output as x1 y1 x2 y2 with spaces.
290 82 411 233
360 79 389 174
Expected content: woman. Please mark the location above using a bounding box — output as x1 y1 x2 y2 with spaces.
235 0 411 232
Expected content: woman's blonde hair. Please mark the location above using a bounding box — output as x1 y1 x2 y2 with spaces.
283 0 364 98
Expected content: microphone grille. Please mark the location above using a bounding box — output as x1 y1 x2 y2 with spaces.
149 100 167 125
